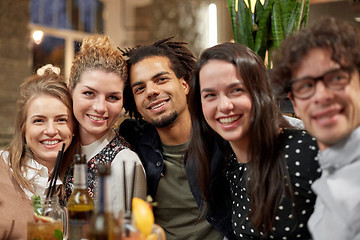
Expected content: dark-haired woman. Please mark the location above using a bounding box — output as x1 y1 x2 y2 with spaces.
185 42 321 239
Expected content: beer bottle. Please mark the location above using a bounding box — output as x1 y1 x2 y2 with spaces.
68 154 94 239
88 163 122 239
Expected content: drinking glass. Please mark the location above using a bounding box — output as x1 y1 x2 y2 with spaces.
27 196 68 240
122 213 166 240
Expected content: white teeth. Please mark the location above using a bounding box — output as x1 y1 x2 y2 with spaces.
42 140 60 145
151 102 165 109
88 115 106 121
219 116 240 124
315 113 335 120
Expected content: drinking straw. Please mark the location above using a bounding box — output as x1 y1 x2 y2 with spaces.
129 162 137 211
46 143 65 198
52 143 65 196
46 150 61 198
122 161 128 212
122 162 131 237
123 161 138 237
122 161 137 212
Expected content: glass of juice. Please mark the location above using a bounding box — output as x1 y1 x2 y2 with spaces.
27 196 66 240
122 212 166 240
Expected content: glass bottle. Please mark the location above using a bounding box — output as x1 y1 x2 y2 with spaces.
88 163 122 240
68 154 94 240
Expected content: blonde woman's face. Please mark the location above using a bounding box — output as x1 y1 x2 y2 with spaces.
25 95 74 169
71 69 124 145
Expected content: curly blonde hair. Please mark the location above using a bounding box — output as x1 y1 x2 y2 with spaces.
68 35 127 90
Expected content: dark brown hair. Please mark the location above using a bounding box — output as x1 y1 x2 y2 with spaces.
186 42 291 234
272 17 360 96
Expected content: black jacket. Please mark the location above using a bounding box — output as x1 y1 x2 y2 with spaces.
119 119 164 198
119 119 237 240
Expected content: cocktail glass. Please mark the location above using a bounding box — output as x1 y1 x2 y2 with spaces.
27 196 67 240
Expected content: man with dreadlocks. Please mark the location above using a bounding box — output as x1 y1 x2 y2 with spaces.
119 37 232 240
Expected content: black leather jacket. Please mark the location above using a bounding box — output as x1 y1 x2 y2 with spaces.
119 119 237 240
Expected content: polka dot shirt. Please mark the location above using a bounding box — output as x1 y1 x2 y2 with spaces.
226 129 321 240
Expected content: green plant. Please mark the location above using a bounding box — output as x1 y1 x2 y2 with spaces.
226 0 309 66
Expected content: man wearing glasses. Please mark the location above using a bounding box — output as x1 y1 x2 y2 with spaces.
271 17 360 240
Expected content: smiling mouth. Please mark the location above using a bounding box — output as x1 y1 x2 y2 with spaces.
314 115 333 121
88 114 107 121
151 102 165 109
147 99 169 110
313 108 342 121
41 140 60 146
218 115 240 124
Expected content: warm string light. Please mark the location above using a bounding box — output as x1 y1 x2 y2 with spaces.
32 30 44 44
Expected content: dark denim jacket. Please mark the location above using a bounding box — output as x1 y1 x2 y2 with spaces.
119 119 237 240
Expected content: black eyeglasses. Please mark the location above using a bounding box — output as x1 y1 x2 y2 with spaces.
288 67 351 100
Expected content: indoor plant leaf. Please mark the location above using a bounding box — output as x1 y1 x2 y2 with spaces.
301 0 310 27
226 0 239 42
283 1 299 38
226 0 310 64
254 0 265 23
236 0 255 49
254 0 273 60
294 0 304 31
271 0 283 48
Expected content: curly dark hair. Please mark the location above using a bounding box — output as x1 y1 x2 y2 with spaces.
120 37 196 119
271 17 360 96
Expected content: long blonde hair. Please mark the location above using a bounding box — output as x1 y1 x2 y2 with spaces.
2 70 77 194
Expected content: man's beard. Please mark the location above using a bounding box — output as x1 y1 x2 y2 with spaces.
151 111 178 128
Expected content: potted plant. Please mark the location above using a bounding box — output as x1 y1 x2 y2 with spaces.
226 0 310 67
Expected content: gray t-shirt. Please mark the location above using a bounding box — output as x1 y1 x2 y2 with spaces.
153 143 223 240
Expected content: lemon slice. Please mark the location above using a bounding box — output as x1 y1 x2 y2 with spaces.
132 197 154 237
33 213 55 223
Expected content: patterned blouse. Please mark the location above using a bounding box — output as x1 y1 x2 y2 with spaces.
227 129 321 240
64 129 132 201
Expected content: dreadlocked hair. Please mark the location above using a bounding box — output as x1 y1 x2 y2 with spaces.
120 36 196 119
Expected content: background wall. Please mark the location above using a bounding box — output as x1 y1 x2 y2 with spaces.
0 0 31 147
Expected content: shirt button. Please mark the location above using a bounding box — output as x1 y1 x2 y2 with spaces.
156 162 161 167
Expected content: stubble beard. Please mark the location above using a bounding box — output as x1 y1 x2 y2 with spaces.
150 111 178 128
